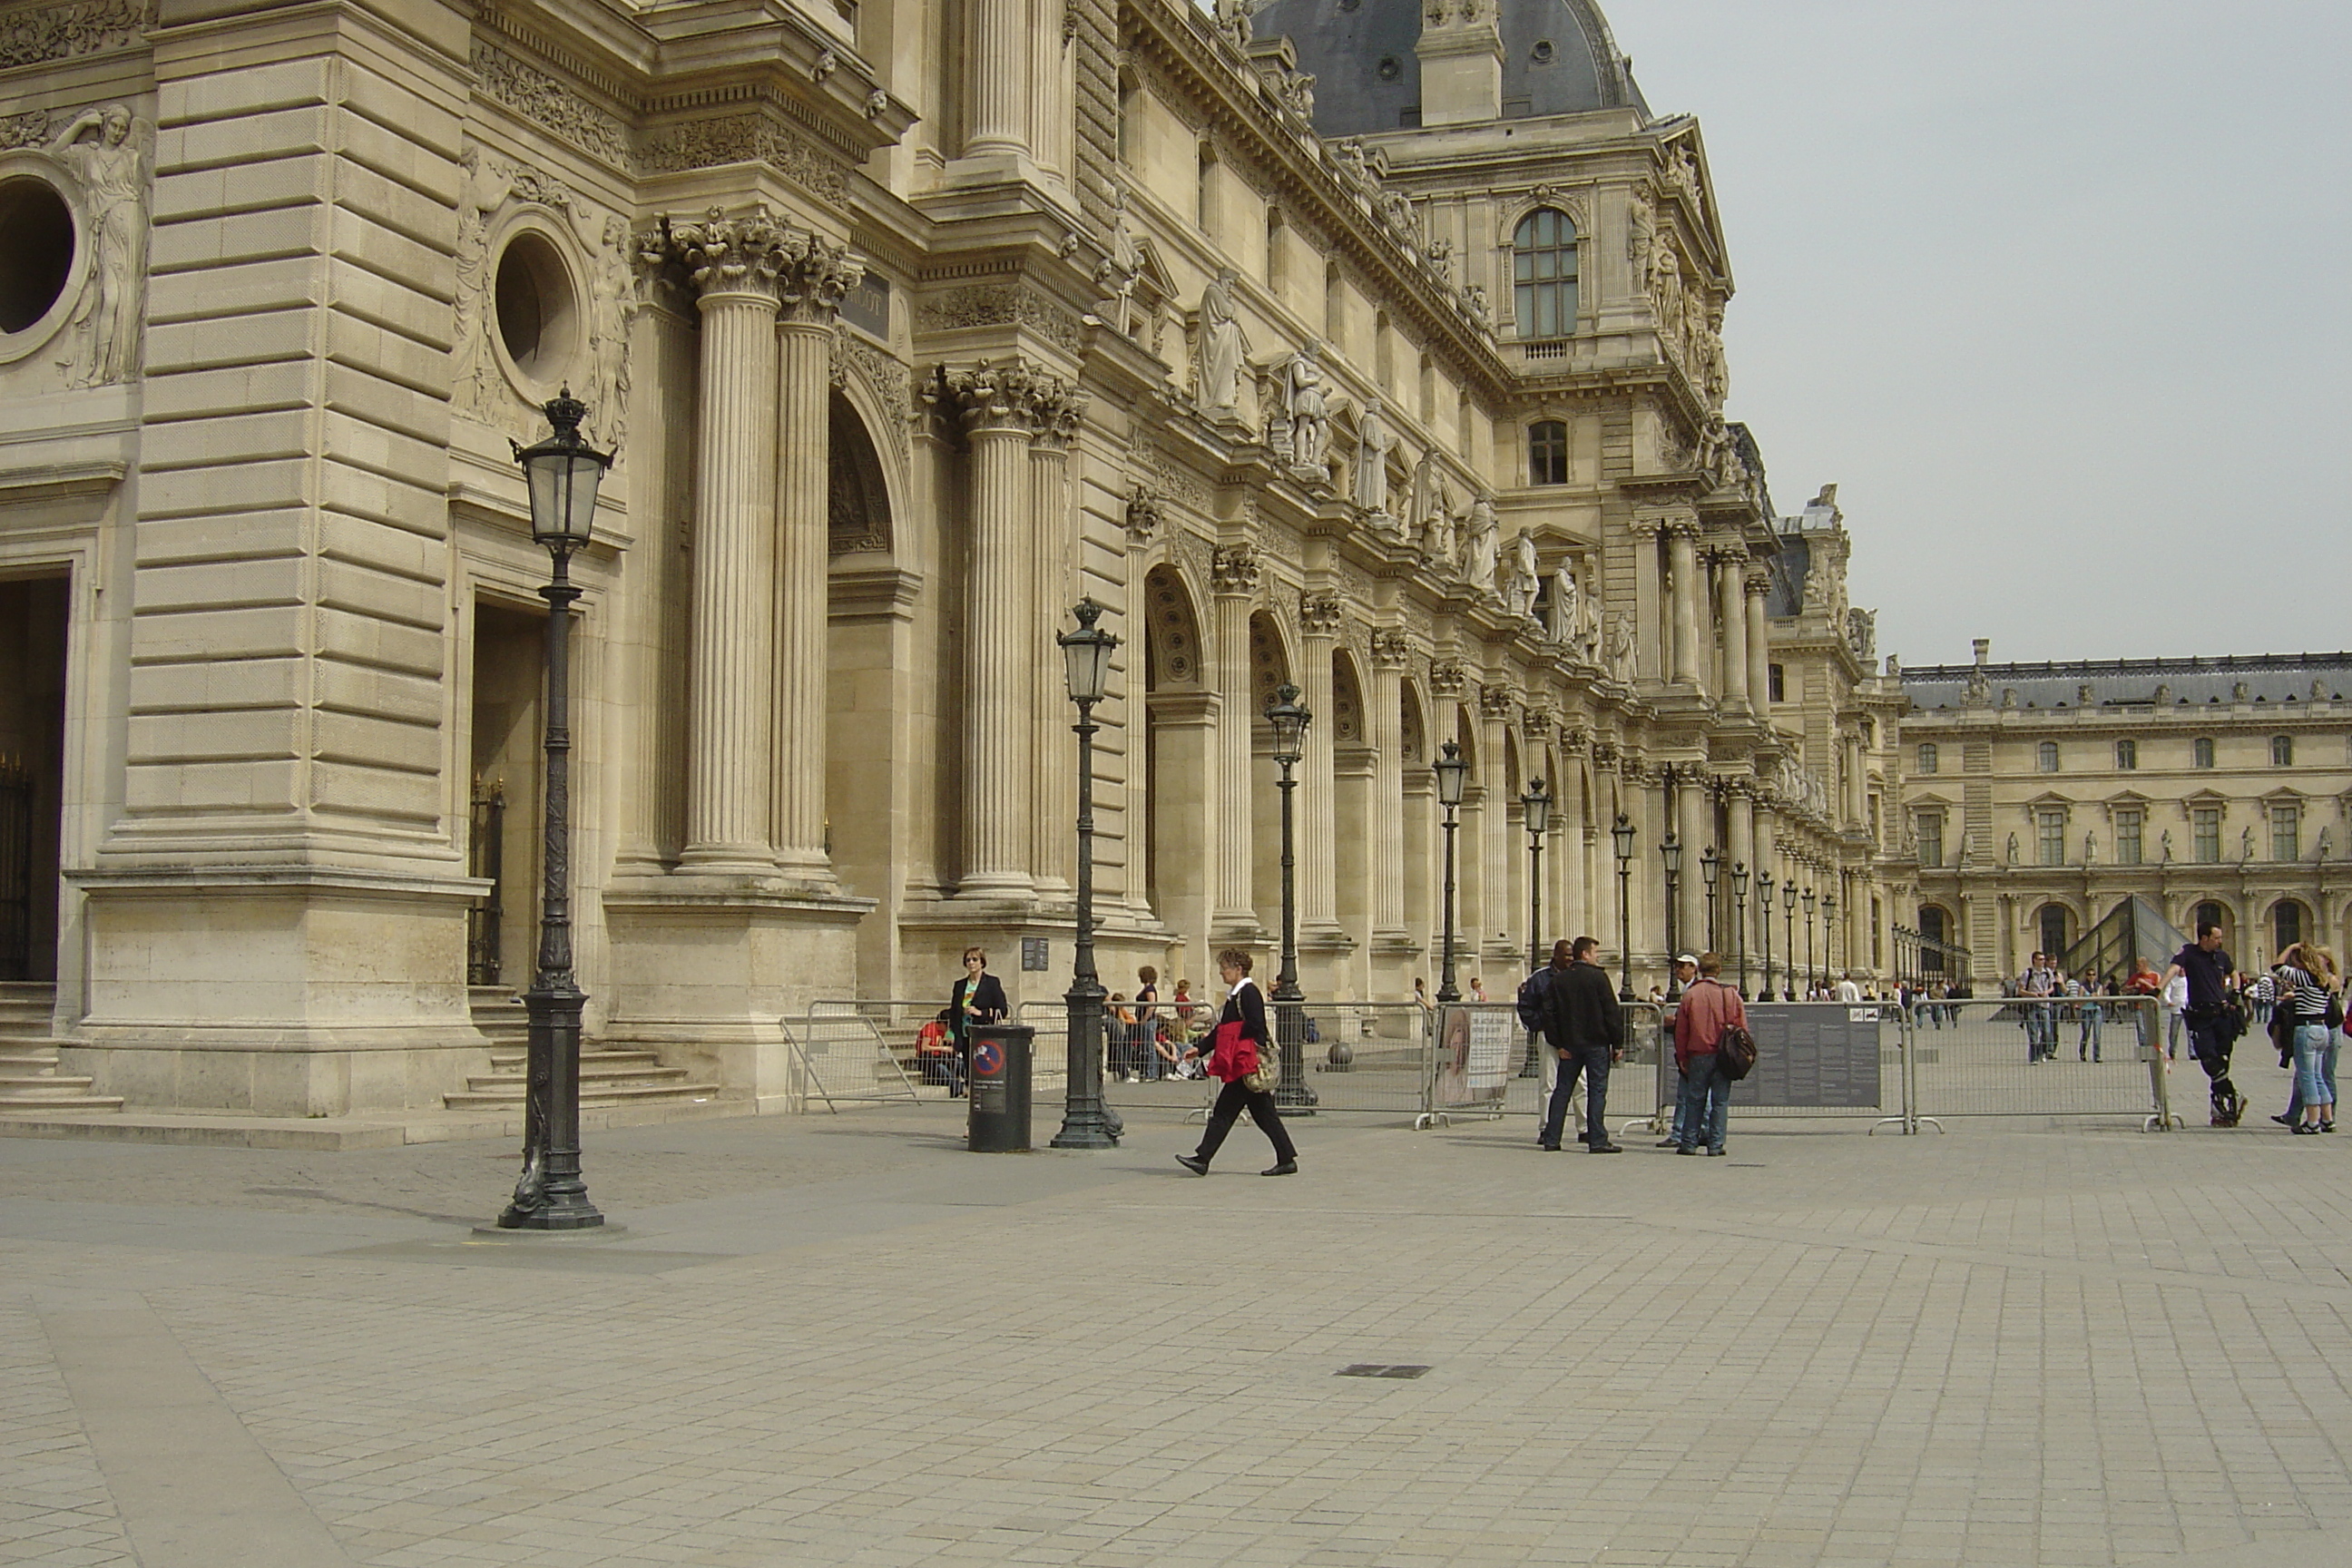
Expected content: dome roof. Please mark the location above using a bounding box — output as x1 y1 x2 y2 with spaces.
1251 0 1645 140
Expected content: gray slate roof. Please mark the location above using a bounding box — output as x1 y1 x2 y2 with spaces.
1901 653 2352 713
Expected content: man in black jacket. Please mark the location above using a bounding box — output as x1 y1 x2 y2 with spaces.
1534 936 1627 1152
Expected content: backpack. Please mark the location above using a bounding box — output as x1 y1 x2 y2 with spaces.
1717 1022 1759 1082
1515 968 1551 1031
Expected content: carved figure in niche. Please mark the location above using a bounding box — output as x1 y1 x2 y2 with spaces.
2084 831 2098 866
2004 833 2019 866
1603 612 1635 683
1698 301 1728 405
1196 268 1246 415
1649 241 1683 364
1092 181 1144 336
1505 530 1540 619
1279 339 1329 473
1352 397 1395 515
2160 828 2173 862
1577 590 1602 663
453 145 514 411
1418 469 1457 568
580 213 634 448
2240 826 2254 861
1462 495 1499 598
53 105 148 387
1544 563 1579 642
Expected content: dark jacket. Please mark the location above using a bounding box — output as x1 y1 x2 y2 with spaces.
1536 959 1623 1054
948 973 1008 1049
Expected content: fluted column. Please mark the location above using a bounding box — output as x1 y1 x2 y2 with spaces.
672 210 784 873
772 234 863 883
1727 783 1755 987
964 0 1031 159
1745 569 1772 715
1719 548 1749 708
951 361 1042 897
1367 631 1408 943
1478 686 1514 956
1300 593 1342 938
1029 389 1086 897
1668 524 1701 688
1122 492 1161 920
1674 769 1706 954
1632 519 1663 684
1558 731 1588 937
1211 544 1260 932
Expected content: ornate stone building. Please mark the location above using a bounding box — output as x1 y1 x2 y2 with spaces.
0 0 1898 1117
1901 646 2352 981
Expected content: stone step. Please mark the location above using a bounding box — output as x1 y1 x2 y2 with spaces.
0 1073 104 1095
462 1064 700 1093
0 1094 125 1113
443 1080 722 1110
485 1049 668 1073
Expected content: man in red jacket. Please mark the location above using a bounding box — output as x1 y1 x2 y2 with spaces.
1671 951 1747 1156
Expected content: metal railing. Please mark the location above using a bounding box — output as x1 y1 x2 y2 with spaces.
1906 994 2176 1131
786 1000 945 1112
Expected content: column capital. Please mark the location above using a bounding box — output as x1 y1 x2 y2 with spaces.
942 357 1088 440
662 206 789 304
1300 590 1343 638
1429 660 1468 699
1210 541 1260 596
1369 628 1411 669
1477 685 1515 722
778 231 866 327
1744 568 1774 597
1124 484 1162 543
1522 705 1553 739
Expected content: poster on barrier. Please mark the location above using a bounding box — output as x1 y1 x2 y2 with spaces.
1434 1005 1516 1111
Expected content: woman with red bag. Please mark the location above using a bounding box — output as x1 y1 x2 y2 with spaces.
1175 948 1300 1177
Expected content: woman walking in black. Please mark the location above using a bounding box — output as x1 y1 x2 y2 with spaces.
1175 948 1299 1177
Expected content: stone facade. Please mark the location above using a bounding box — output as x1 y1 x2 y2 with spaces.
0 0 1899 1116
1900 644 2352 981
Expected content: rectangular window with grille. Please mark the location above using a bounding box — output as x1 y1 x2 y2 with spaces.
2037 808 2066 867
2192 807 2221 864
2115 808 2143 866
1916 743 1938 774
1917 813 1943 869
2272 803 2299 862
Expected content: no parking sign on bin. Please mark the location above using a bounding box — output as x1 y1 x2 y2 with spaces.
965 1022 1034 1152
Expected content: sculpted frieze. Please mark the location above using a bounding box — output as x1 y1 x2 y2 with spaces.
0 0 151 70
640 113 849 204
472 41 631 169
916 284 1083 355
830 328 913 441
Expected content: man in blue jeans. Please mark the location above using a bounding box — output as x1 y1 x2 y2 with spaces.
1672 951 1746 1155
1533 936 1627 1153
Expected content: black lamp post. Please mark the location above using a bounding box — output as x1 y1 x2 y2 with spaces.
1051 599 1120 1150
1264 683 1316 1112
498 387 612 1232
1700 845 1720 956
1801 885 1818 996
1780 878 1798 1000
1434 740 1468 1003
1521 778 1551 1076
1611 811 1636 1002
1730 859 1749 996
1757 867 1776 1003
1660 832 1683 1003
1821 890 1838 992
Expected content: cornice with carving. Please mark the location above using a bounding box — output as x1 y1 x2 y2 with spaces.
0 0 150 70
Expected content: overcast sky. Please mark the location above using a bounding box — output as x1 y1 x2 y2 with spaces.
1618 1 2352 667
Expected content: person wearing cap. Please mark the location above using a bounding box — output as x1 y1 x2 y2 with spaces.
1671 951 1747 1155
1655 954 1700 1148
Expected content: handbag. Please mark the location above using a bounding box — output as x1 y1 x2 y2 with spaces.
1716 1022 1758 1082
1241 1039 1277 1093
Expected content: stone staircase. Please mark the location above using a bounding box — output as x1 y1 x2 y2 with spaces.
0 983 122 1113
444 986 722 1112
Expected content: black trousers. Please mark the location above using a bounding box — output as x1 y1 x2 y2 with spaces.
2187 1015 2236 1102
1538 1042 1611 1146
1194 1079 1298 1165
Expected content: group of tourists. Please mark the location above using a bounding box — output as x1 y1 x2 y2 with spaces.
2153 925 2343 1131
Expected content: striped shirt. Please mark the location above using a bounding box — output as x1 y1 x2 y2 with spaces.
2274 965 2334 1023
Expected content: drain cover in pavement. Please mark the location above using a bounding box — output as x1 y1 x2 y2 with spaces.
1336 1363 1430 1378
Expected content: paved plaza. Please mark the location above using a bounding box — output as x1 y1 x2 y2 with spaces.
4 1099 2348 1568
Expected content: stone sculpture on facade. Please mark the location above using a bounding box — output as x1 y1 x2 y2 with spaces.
1603 612 1635 683
1504 530 1541 619
1195 268 1245 416
1092 181 1144 337
53 104 147 387
1352 397 1395 517
1544 564 1579 643
1279 339 1330 475
1461 492 1499 598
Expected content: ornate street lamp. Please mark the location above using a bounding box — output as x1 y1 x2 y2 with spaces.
1520 778 1551 1076
1611 811 1637 1002
1730 859 1749 996
1758 867 1776 1003
1051 598 1121 1150
1821 890 1838 992
1700 844 1720 956
1434 740 1469 1003
1781 878 1798 1001
1660 831 1683 1003
1801 885 1818 997
499 387 612 1231
1264 683 1315 1112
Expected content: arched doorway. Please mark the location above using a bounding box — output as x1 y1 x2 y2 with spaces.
1330 648 1373 996
2270 898 2306 960
2036 902 2070 962
1248 610 1293 934
1141 564 1209 981
822 388 902 982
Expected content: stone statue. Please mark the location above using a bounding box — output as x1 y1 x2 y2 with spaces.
2161 828 2174 863
1846 607 1876 663
1093 181 1144 336
1545 564 1578 642
2005 833 2019 866
1462 494 1500 597
1211 0 1253 51
1352 397 1394 515
54 104 148 387
1505 530 1540 619
1578 593 1602 663
1422 475 1456 567
1280 340 1329 473
1196 268 1245 415
581 213 634 448
2240 825 2254 861
1603 612 1635 682
2084 831 2097 865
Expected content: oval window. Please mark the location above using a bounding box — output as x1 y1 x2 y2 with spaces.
1376 55 1401 82
0 177 75 335
494 230 580 384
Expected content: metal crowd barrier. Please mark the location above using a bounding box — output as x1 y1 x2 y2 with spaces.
1629 999 1910 1136
1906 994 2176 1132
785 1000 935 1111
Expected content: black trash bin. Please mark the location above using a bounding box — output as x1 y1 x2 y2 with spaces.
965 1022 1034 1152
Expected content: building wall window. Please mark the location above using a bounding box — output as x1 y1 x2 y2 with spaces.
1916 742 1938 775
2274 899 2305 954
2037 903 2069 958
2271 801 2300 862
1768 663 1785 703
1919 905 1951 974
2193 900 2227 939
1527 419 1567 485
2192 806 2221 864
2036 808 2066 867
2193 736 2215 769
2036 740 2060 773
2271 734 2294 767
2114 808 2143 866
2114 739 2137 770
1511 207 1578 339
1916 811 1943 869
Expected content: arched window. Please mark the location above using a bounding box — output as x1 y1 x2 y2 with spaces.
2113 739 2136 770
2193 900 2227 939
2271 734 2294 767
2036 740 2059 772
2273 899 2306 956
1919 905 1951 975
2037 903 2070 960
1527 419 1567 485
1512 207 1579 339
2192 736 2215 769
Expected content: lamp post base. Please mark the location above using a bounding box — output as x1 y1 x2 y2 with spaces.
497 986 603 1230
1050 986 1121 1149
1269 980 1318 1113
